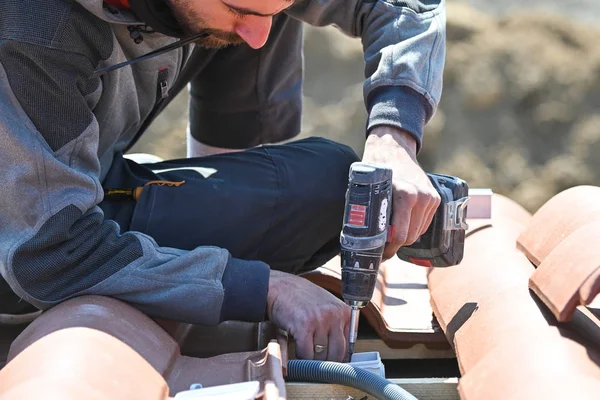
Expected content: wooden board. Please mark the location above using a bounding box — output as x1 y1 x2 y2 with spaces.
353 339 455 360
287 337 455 361
286 378 459 400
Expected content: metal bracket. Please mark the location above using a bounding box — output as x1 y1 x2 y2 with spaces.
443 196 470 231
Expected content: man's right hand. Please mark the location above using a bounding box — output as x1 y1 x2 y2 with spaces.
266 270 351 362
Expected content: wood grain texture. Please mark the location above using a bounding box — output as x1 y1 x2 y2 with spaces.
286 378 459 400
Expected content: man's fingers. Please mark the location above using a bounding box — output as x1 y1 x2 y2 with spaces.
312 330 329 361
301 327 346 362
382 242 400 260
327 325 347 362
420 191 441 236
421 201 437 236
414 197 435 241
421 204 435 236
406 182 442 244
406 201 428 244
343 320 352 362
390 193 413 246
268 273 352 363
295 331 315 360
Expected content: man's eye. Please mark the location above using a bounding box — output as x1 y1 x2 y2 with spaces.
227 8 248 19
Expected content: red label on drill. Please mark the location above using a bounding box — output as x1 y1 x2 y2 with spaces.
348 204 367 226
409 257 434 268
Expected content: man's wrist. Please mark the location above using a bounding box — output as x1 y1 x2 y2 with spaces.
266 270 284 320
219 256 271 323
365 86 430 153
366 126 418 157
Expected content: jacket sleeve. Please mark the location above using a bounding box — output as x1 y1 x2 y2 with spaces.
0 39 270 325
286 0 446 151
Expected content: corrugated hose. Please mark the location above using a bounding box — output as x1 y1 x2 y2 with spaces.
286 359 418 400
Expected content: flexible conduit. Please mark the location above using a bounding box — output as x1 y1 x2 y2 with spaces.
287 359 418 400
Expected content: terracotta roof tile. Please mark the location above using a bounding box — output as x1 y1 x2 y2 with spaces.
529 222 600 322
519 186 600 322
0 326 169 400
517 185 600 265
3 296 286 399
428 193 600 399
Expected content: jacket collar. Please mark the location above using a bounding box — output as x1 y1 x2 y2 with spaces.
129 0 186 38
76 0 185 38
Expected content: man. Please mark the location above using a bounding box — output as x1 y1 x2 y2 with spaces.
0 0 445 362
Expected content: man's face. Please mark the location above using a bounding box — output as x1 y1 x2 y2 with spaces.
167 0 294 49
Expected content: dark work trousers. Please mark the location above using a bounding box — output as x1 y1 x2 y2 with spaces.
0 138 358 367
100 137 360 275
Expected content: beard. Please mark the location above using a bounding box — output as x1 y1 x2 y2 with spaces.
166 0 245 48
196 31 246 49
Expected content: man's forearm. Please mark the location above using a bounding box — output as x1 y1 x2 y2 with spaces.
288 0 446 151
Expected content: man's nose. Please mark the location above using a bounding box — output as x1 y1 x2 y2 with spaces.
234 17 273 49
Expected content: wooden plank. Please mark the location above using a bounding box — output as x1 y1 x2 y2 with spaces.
353 340 455 360
287 339 455 361
286 378 459 400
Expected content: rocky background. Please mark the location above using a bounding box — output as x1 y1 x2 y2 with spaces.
131 0 600 212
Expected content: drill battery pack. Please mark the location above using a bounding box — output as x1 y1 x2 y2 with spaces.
397 173 470 268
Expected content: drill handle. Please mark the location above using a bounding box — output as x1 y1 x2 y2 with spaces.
394 173 470 268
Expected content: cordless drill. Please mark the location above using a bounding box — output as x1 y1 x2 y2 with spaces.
340 162 469 359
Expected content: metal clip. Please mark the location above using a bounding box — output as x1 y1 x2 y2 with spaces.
159 79 169 99
443 196 470 231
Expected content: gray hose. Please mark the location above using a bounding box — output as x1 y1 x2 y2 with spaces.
286 359 418 400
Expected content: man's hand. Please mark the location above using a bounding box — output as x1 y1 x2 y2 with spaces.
362 126 441 260
267 270 351 362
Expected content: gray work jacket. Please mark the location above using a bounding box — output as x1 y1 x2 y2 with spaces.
0 0 445 324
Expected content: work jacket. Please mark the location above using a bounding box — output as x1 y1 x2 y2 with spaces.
0 0 446 324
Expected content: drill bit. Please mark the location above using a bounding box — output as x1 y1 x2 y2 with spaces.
348 306 360 360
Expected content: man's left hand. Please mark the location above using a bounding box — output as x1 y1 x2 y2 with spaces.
362 126 441 260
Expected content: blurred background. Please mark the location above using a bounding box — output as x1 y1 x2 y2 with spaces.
131 0 600 212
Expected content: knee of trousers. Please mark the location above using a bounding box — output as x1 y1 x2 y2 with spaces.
284 137 360 229
290 136 360 167
308 136 359 182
